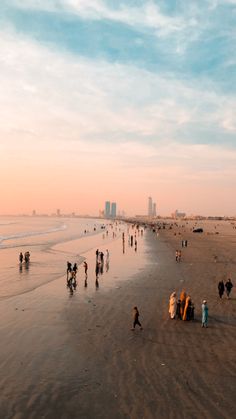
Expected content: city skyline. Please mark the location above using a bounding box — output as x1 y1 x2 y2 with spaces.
0 1 236 216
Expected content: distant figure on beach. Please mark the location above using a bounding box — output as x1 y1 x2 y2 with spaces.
130 235 133 247
73 263 78 274
96 249 99 260
202 300 208 328
67 261 72 274
169 292 177 319
218 280 225 298
106 249 109 261
19 252 23 263
131 306 143 330
225 278 233 299
83 261 88 275
176 299 182 319
175 250 178 261
178 250 182 262
24 251 30 263
183 295 191 321
95 262 100 277
180 290 186 319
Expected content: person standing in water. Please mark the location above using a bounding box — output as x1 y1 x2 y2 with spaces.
19 252 23 263
83 261 88 275
131 306 143 331
202 300 208 328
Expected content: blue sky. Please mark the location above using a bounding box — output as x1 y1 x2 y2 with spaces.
0 1 236 215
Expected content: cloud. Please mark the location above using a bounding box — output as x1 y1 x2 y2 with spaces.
4 0 201 39
0 26 235 149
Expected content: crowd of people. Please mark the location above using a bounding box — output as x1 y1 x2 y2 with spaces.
169 290 195 321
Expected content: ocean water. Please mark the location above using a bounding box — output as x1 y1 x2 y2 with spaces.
0 216 110 299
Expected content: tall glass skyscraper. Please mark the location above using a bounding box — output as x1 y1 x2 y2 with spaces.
105 201 111 218
148 197 153 217
111 202 117 218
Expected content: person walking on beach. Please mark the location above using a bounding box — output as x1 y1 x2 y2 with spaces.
218 280 225 298
183 295 191 321
202 300 208 328
131 306 143 330
73 263 78 274
169 292 177 319
24 251 30 263
180 290 186 319
83 261 88 275
19 252 23 263
175 250 179 262
225 278 233 299
96 249 99 261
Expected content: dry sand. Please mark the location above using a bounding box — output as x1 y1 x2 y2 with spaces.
0 221 235 419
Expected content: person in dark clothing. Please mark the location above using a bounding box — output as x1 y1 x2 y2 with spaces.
83 261 88 275
73 263 78 273
225 278 233 299
19 252 23 263
176 300 182 319
218 280 225 298
131 306 143 330
96 249 99 260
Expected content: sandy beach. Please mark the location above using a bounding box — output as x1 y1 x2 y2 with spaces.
0 219 236 419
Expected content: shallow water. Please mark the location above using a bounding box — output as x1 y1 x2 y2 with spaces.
0 216 111 299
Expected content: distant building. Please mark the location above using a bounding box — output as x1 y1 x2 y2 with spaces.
148 197 153 217
153 202 157 217
148 197 157 217
172 209 186 219
105 201 111 218
111 202 117 218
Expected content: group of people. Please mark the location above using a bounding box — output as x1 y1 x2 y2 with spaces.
175 250 182 262
66 261 78 292
218 279 233 299
19 251 30 264
169 290 210 327
169 290 195 321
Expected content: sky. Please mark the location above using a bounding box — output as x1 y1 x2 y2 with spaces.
0 0 236 216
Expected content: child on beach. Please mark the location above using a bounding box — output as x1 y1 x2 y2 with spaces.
131 306 143 331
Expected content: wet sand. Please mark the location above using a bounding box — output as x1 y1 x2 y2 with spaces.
0 221 236 418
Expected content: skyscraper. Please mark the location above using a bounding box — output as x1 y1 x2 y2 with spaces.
111 202 117 218
148 197 153 217
153 202 157 217
105 201 111 218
